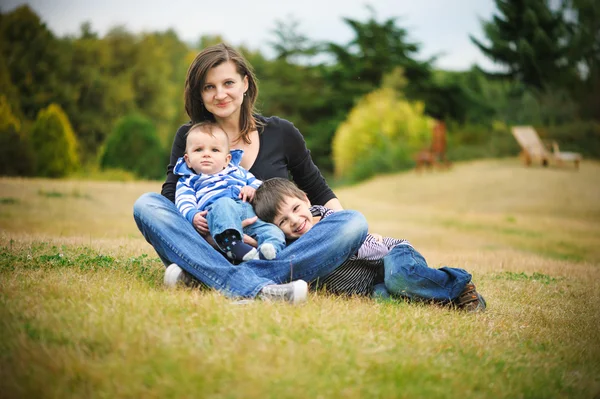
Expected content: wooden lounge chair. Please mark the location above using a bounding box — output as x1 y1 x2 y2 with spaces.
511 126 582 169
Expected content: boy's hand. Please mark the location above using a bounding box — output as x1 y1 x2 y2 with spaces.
242 216 258 247
370 233 383 243
239 186 256 202
192 211 209 235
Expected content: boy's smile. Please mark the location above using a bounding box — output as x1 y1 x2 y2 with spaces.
273 196 316 240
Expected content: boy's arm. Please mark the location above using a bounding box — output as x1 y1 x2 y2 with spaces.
175 179 200 224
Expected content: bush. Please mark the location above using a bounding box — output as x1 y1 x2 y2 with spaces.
446 121 520 161
100 113 166 180
332 88 433 182
30 103 80 177
538 121 600 159
0 95 33 176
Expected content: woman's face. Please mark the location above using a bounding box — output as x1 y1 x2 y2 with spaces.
201 61 249 122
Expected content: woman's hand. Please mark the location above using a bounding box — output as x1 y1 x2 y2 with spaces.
241 215 258 247
324 198 344 211
239 186 256 202
192 211 209 235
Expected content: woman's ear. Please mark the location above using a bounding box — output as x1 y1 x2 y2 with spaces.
243 75 249 93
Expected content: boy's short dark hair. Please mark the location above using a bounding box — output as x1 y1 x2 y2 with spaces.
253 178 306 223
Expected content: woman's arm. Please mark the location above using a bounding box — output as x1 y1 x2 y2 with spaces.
161 123 192 203
281 119 338 206
324 197 343 211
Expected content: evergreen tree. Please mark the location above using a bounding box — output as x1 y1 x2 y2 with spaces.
30 104 80 177
470 0 573 90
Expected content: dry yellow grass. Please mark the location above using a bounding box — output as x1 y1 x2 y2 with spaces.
1 158 599 398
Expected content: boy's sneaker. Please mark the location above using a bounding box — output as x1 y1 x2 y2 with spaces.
164 263 195 288
454 282 487 312
258 280 308 304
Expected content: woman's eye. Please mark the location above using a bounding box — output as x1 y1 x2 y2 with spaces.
225 81 234 86
203 85 214 91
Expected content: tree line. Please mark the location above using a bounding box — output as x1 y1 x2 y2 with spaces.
1 1 598 182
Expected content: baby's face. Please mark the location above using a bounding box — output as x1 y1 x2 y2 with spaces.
184 127 231 175
272 195 314 240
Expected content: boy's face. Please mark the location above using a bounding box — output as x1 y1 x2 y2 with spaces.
184 127 231 175
273 195 314 240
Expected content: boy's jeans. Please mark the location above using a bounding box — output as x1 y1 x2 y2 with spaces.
381 245 472 302
133 193 368 298
206 197 285 254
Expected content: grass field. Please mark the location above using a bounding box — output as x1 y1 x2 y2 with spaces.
1 158 599 398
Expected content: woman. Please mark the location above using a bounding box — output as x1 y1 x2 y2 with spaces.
133 43 367 303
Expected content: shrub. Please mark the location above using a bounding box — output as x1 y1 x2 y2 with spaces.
30 103 79 177
100 113 166 180
446 121 519 161
332 87 433 182
0 95 34 176
538 121 600 159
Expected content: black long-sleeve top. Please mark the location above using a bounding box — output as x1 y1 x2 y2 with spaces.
161 115 336 206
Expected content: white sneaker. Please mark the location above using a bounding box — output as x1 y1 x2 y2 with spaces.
258 280 308 304
164 263 194 288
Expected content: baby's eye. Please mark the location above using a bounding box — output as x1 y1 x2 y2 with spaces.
212 148 220 152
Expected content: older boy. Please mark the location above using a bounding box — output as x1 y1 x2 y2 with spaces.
253 178 486 312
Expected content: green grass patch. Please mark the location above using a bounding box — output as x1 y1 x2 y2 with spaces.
0 197 19 204
37 188 91 199
492 271 559 285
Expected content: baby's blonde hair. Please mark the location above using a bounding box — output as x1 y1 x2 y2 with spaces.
185 121 229 153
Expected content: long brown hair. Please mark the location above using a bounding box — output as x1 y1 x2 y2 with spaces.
184 43 262 144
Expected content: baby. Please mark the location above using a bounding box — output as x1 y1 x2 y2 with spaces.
174 122 285 262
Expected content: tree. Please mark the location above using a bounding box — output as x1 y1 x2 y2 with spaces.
0 5 70 120
30 104 80 177
564 0 600 119
268 16 319 63
0 95 33 176
470 0 573 91
100 114 166 180
332 71 433 182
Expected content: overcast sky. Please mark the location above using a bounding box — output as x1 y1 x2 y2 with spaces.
2 0 501 71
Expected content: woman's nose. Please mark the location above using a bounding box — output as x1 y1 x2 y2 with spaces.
215 86 227 99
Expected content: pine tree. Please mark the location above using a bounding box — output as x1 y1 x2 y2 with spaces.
470 0 572 90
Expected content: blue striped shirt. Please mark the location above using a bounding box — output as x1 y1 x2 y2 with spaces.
174 149 262 224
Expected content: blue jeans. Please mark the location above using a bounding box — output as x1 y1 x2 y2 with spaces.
133 193 368 298
206 197 285 254
382 245 472 302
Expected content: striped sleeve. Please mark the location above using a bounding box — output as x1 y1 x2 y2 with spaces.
175 178 200 224
244 169 262 190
